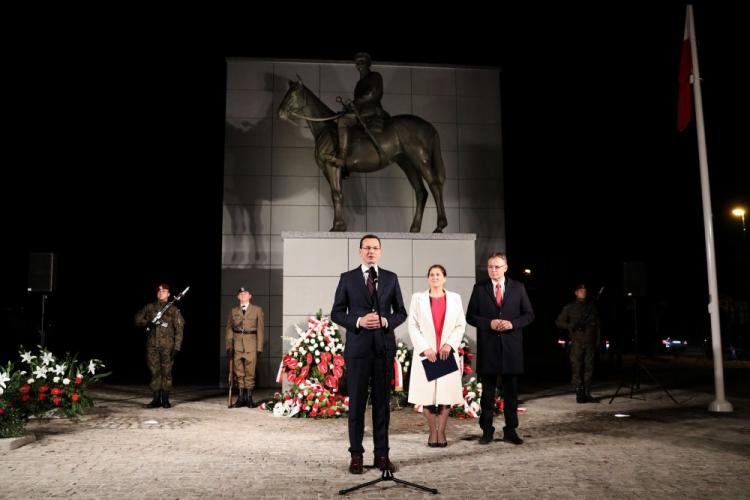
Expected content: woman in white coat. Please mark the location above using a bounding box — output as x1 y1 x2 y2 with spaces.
407 264 466 447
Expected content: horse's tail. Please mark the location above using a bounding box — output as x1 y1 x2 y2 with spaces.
430 127 446 185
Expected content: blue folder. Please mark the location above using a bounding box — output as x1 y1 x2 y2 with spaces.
421 354 459 382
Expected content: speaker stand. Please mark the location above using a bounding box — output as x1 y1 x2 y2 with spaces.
39 293 48 347
609 296 678 405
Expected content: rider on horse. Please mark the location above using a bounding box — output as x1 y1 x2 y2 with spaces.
329 52 389 168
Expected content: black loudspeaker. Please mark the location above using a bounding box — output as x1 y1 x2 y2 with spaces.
28 253 57 292
623 261 646 297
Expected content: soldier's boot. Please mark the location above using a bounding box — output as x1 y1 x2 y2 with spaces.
147 390 162 408
575 386 585 404
230 389 245 408
247 389 256 408
583 385 596 403
161 391 172 409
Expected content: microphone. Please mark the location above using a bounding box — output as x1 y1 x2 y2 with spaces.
369 266 379 284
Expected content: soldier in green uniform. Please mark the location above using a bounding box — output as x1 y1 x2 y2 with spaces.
135 283 185 408
225 286 264 408
556 284 600 403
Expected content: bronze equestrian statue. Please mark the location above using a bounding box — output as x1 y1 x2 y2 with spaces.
277 54 448 233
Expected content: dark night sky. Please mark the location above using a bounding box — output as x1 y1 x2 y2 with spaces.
1 3 747 382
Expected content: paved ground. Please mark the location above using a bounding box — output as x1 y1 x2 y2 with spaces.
2 365 750 499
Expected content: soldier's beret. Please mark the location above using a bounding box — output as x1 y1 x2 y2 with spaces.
237 286 250 293
157 283 170 292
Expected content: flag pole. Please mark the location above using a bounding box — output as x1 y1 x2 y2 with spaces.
687 4 733 412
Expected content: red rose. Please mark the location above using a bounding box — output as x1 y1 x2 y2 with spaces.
458 348 464 356
333 355 345 367
20 384 31 394
463 365 473 375
325 375 338 389
39 385 49 393
306 353 313 365
328 407 336 416
287 371 297 383
333 365 343 379
71 393 80 402
320 352 332 363
52 397 62 406
299 366 310 380
312 403 319 410
75 376 83 385
287 359 299 370
310 410 318 418
317 362 328 374
466 352 475 360
51 388 62 396
0 408 4 416
306 393 314 401
39 393 47 401
21 394 31 402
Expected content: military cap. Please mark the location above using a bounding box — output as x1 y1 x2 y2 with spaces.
237 286 250 294
157 283 170 292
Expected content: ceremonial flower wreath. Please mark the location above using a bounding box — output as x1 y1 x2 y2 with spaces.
0 346 109 437
449 339 502 419
260 312 349 418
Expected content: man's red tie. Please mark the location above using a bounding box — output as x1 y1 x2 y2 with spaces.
496 283 503 306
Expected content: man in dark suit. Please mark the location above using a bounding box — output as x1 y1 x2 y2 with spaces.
332 234 407 474
467 252 534 445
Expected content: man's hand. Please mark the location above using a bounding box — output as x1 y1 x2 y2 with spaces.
359 312 382 329
491 319 513 332
439 344 452 360
422 348 438 363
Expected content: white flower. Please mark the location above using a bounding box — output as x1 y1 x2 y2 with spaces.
315 358 320 364
0 387 3 395
20 370 26 376
88 360 97 374
398 342 404 348
470 401 480 411
20 351 37 363
469 377 476 383
63 378 71 385
476 383 482 388
404 361 410 366
315 350 320 356
325 346 331 352
53 376 61 383
53 363 67 375
304 338 310 344
404 367 409 373
0 371 10 389
317 335 323 341
28 378 35 384
468 391 476 399
41 351 55 365
33 366 48 379
272 402 285 417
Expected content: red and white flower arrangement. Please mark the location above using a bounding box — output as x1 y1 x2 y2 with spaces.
261 311 348 418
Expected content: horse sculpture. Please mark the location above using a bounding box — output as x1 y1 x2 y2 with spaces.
277 78 448 233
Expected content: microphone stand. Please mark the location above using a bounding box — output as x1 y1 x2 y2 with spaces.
340 268 438 496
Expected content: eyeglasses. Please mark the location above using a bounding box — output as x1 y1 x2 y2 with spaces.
487 265 507 270
361 246 381 251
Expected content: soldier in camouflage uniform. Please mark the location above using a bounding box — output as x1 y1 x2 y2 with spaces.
556 284 600 403
134 283 185 408
225 286 264 408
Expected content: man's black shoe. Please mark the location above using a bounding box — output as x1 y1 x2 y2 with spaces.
502 433 523 445
478 433 494 445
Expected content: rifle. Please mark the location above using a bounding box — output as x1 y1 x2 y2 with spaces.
145 286 190 333
571 286 604 331
227 355 234 408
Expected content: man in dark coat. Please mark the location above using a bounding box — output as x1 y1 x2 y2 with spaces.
331 234 407 474
467 252 534 445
